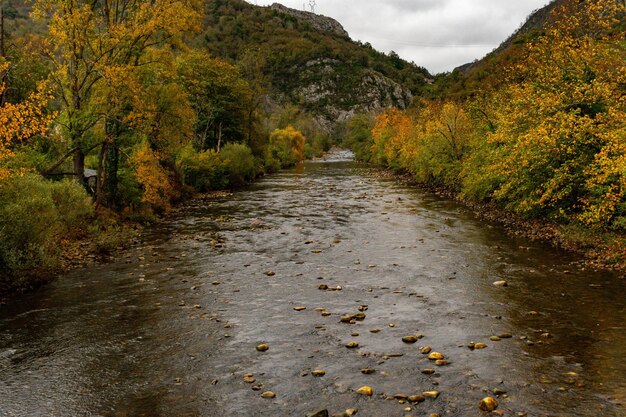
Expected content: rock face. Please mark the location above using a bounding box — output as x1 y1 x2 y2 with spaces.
270 3 349 37
280 58 413 130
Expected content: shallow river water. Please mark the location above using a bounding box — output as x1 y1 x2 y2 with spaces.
1 151 625 417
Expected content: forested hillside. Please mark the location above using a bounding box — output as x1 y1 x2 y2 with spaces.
199 0 431 127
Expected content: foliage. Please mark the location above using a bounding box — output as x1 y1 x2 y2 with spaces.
0 174 92 286
357 0 626 232
220 142 258 186
176 50 252 150
0 61 55 179
265 125 306 171
341 114 375 161
130 142 175 213
176 144 229 192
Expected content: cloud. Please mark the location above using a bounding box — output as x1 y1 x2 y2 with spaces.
250 0 550 73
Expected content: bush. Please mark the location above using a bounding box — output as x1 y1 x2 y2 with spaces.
220 142 258 186
176 145 229 192
50 179 94 236
265 125 306 170
0 174 92 289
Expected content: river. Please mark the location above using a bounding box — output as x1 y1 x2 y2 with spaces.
1 151 624 417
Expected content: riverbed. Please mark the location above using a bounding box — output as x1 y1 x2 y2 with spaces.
1 151 624 417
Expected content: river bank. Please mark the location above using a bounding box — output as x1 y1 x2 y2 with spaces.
373 168 626 274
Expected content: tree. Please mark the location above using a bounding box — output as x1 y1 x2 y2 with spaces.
0 62 54 180
176 50 251 152
485 0 626 225
34 0 203 186
265 125 305 170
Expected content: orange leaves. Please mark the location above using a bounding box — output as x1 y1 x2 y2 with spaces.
0 61 55 181
130 142 174 212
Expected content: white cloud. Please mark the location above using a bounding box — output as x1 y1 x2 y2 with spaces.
248 0 550 73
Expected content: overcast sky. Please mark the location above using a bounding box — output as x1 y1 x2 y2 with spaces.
247 0 550 74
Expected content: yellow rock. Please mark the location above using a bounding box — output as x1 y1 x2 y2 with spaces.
312 370 326 377
422 390 440 399
346 341 359 348
293 306 306 311
261 391 276 399
356 386 373 396
474 343 488 349
428 352 444 360
256 343 269 352
479 396 498 411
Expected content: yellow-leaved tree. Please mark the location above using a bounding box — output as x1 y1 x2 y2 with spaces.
34 0 203 187
265 125 306 171
0 62 55 180
484 0 626 227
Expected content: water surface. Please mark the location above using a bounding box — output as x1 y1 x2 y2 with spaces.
1 151 624 417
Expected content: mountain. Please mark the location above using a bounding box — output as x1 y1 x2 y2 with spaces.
439 0 567 97
200 0 433 128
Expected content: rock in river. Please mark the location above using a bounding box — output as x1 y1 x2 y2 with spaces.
261 391 276 399
402 335 418 343
422 391 440 399
408 394 425 403
479 397 499 411
428 352 444 360
493 280 508 287
312 370 326 377
356 386 373 396
256 343 269 352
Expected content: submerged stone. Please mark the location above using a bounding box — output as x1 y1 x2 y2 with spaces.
479 397 498 411
356 386 373 396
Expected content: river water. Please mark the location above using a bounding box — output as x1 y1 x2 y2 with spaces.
1 151 624 417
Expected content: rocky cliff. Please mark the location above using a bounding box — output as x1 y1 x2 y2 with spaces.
282 58 412 129
269 3 349 38
203 0 431 130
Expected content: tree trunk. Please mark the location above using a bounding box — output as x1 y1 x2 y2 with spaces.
96 142 107 207
99 118 120 208
105 136 119 208
217 122 222 153
73 148 86 187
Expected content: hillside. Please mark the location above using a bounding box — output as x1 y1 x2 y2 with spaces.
200 0 433 128
436 0 565 97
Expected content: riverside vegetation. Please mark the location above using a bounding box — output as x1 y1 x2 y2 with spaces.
0 0 359 292
1 0 625 293
342 0 626 269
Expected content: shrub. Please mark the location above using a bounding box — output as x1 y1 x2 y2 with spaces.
176 144 228 192
265 125 306 170
50 179 94 236
220 142 258 186
0 174 92 289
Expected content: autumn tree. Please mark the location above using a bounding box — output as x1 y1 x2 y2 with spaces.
34 0 203 187
485 0 626 225
0 62 54 180
265 125 306 171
